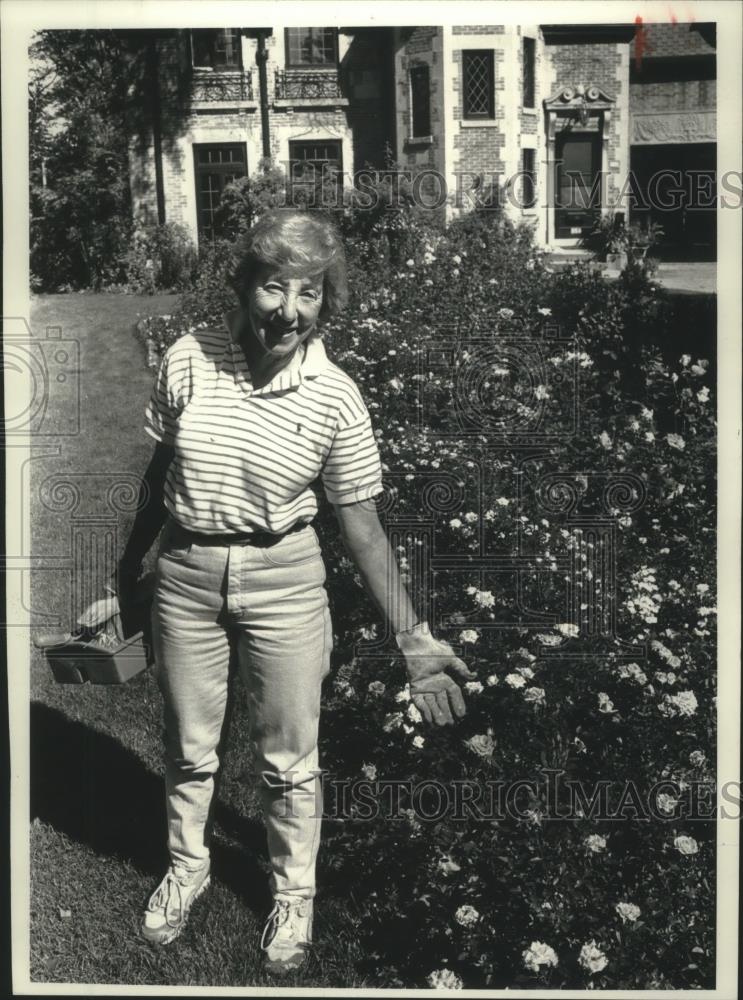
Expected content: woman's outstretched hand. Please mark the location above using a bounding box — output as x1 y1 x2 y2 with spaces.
396 623 478 726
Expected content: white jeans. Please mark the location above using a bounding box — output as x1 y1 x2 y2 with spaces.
151 517 332 900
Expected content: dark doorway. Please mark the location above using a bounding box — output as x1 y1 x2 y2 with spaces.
630 142 716 261
554 130 602 238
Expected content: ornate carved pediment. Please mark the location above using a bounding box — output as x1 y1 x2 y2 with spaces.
543 84 616 112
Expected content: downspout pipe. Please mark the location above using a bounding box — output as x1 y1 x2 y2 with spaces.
256 31 271 160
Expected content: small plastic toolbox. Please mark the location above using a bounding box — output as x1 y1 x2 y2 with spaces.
35 574 155 685
42 630 149 685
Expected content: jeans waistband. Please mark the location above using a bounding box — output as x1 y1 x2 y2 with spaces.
169 519 309 548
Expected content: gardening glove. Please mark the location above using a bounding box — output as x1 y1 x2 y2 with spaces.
396 622 477 727
75 560 141 633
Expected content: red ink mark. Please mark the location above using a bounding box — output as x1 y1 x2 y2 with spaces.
633 15 655 71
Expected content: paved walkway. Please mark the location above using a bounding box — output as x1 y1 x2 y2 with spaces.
550 256 716 295
651 262 716 295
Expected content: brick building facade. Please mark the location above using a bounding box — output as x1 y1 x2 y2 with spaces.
129 21 716 258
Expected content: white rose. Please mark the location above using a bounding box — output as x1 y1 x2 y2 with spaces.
522 940 559 972
578 940 608 974
465 732 496 758
523 686 546 705
407 703 423 724
505 673 526 689
584 834 607 853
382 712 403 732
454 904 479 927
615 901 641 923
597 692 616 714
674 834 700 855
428 969 463 990
459 629 479 644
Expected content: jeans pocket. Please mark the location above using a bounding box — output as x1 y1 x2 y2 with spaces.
158 520 192 562
262 528 321 568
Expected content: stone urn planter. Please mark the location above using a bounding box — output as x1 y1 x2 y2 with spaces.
605 251 628 271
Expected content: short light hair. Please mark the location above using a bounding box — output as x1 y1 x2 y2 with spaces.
229 210 349 322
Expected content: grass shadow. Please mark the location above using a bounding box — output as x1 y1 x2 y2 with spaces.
30 701 272 915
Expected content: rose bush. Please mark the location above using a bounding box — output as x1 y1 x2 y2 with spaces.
138 206 716 989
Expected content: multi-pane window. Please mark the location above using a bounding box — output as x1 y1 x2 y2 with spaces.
288 140 343 190
410 64 431 137
289 139 343 207
285 28 338 67
193 144 247 241
521 148 537 208
191 29 242 70
462 50 495 119
522 37 536 108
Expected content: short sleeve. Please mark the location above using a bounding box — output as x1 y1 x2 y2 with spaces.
321 407 385 507
144 346 191 446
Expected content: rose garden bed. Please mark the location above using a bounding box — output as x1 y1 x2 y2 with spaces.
133 211 716 989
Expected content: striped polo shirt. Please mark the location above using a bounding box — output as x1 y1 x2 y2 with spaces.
144 309 384 534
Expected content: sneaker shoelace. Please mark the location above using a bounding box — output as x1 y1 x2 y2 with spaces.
147 868 191 928
260 899 304 950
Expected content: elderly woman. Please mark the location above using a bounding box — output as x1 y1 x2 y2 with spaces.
82 210 474 974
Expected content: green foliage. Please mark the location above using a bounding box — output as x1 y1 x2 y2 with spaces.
167 238 240 330
125 223 198 294
29 29 198 292
30 105 132 291
212 159 290 241
29 31 139 290
583 214 665 264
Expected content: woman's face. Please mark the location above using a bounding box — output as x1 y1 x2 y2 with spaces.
246 265 324 358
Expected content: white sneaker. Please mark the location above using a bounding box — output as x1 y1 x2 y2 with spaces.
260 897 313 973
141 861 211 945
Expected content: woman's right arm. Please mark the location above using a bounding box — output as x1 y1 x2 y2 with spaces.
76 441 173 630
112 440 174 595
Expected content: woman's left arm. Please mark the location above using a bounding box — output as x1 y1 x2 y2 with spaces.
334 500 477 726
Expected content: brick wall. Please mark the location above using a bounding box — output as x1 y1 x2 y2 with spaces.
630 78 716 112
451 47 507 180
396 27 445 182
547 41 627 206
637 22 715 59
129 28 394 238
452 26 506 35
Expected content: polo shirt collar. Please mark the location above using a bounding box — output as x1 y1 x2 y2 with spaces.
223 309 331 393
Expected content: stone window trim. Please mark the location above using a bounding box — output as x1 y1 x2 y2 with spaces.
459 118 500 129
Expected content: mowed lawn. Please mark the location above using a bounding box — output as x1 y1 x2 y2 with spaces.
28 294 366 988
